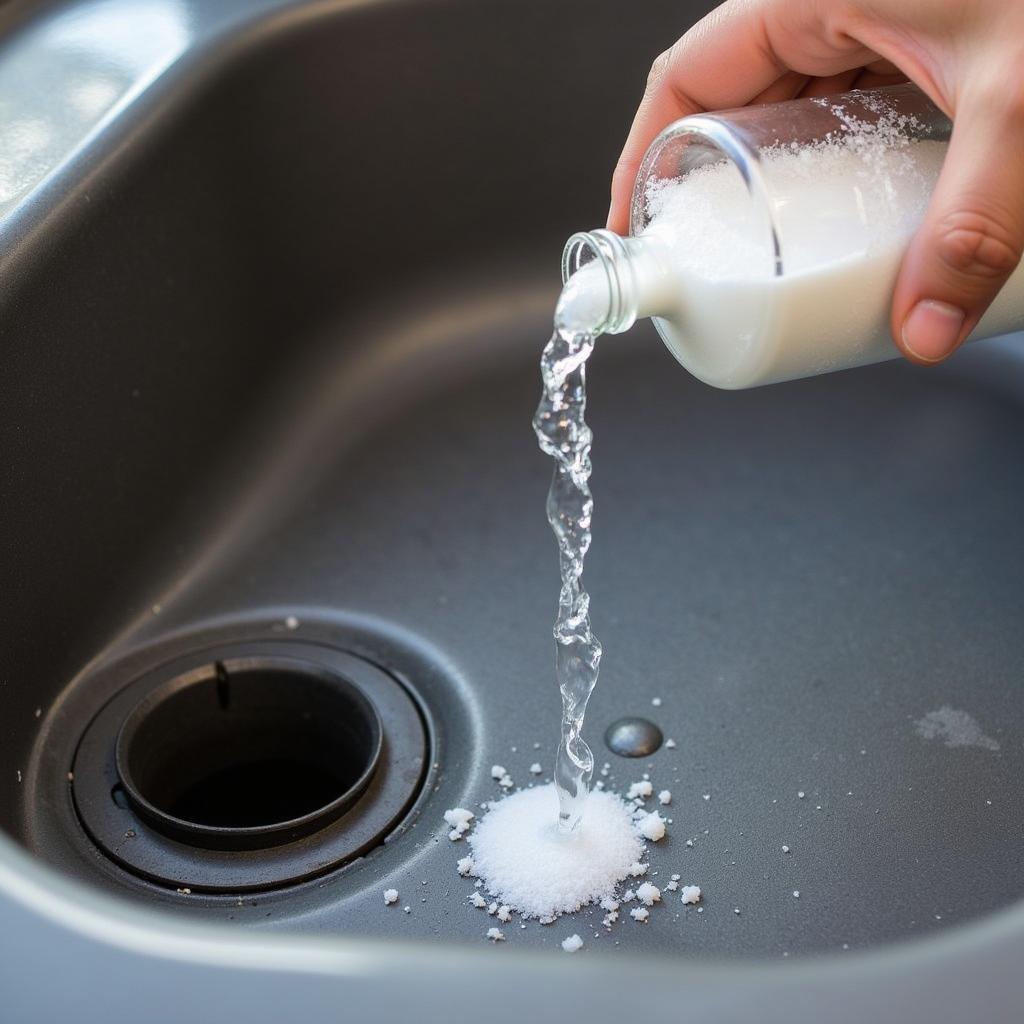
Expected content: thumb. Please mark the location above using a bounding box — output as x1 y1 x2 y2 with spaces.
892 85 1024 365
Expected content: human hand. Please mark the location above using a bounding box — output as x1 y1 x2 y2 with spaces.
608 0 1024 365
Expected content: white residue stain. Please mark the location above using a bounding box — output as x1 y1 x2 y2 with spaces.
914 707 1000 751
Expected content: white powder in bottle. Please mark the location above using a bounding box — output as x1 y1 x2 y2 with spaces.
565 107 1024 389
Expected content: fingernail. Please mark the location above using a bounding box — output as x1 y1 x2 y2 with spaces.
901 300 965 363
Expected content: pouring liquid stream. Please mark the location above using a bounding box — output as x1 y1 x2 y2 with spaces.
533 323 603 834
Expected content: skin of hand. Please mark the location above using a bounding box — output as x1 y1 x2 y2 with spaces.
608 0 1024 365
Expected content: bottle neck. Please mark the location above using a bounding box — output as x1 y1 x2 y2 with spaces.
557 229 673 337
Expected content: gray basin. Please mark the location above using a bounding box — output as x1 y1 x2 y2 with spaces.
2 0 1023 1020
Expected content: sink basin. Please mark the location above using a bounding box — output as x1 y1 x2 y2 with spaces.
2 0 1024 1020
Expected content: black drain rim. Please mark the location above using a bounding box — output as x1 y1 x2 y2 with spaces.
71 641 426 893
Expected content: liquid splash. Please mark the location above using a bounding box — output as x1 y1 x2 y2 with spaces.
533 325 602 834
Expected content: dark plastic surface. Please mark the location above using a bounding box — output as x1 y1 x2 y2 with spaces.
1 0 1023 1020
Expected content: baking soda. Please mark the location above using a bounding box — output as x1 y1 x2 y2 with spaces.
467 784 643 919
635 882 661 906
626 781 653 801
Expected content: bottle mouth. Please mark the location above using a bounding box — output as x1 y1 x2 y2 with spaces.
557 229 637 336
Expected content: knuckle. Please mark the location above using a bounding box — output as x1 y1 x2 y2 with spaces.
934 208 1023 280
967 73 1024 124
645 48 674 91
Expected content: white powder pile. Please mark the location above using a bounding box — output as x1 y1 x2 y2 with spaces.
680 885 701 905
636 812 666 842
487 927 505 942
444 807 474 841
626 781 653 800
635 882 661 906
383 889 399 905
561 934 584 953
467 784 644 919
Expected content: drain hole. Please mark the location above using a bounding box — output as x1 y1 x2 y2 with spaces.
116 658 382 849
168 758 342 828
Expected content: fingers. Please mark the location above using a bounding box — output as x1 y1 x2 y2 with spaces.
750 70 811 107
608 0 794 232
892 81 1024 364
607 0 878 233
849 67 908 91
797 70 862 98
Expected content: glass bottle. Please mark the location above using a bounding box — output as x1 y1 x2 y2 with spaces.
558 83 1024 389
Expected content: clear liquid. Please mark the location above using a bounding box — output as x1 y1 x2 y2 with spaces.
533 325 603 834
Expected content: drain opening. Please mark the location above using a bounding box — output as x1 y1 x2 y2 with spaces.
71 641 427 893
116 658 381 848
